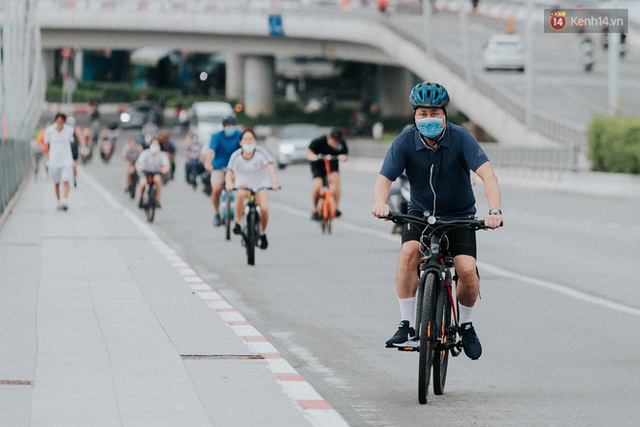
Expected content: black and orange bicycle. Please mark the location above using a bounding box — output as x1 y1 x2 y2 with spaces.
380 211 501 404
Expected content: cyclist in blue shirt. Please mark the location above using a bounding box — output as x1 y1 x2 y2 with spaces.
204 116 242 226
371 81 502 360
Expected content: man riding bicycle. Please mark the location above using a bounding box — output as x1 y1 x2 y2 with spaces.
371 81 502 360
205 116 242 227
136 138 171 209
306 128 349 220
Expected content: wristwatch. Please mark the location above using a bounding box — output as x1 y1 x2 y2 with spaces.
489 208 502 215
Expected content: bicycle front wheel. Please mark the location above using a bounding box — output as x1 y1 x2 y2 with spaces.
146 185 156 223
246 210 258 265
224 191 232 241
433 281 452 395
418 271 437 404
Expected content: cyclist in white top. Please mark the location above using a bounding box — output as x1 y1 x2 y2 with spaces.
225 129 280 250
44 113 75 210
135 138 171 208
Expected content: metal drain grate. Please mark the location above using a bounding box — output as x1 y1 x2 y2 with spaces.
0 380 31 385
181 354 263 360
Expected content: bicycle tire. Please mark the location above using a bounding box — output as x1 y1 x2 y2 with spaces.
129 173 138 199
246 209 257 265
432 282 451 395
146 184 156 223
418 271 437 404
189 168 197 190
321 190 333 235
225 190 232 241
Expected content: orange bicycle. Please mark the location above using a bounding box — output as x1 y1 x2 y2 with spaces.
316 154 337 234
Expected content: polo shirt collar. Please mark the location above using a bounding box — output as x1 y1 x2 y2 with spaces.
413 125 450 151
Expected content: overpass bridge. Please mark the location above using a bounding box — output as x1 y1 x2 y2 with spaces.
33 0 640 151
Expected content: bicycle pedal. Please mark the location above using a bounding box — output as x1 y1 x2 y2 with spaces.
395 340 419 352
396 345 419 352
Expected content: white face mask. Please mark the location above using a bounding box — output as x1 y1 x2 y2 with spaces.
150 144 161 154
242 143 256 153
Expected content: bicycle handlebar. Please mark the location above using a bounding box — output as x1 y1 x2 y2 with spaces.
379 211 502 230
230 186 280 194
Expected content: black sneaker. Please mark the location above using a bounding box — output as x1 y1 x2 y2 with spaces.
335 209 342 217
155 201 161 208
213 213 222 227
233 223 241 235
138 199 144 209
259 234 268 250
458 322 482 360
385 320 415 348
311 211 321 221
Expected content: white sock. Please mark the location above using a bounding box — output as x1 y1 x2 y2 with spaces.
459 304 475 325
398 297 416 327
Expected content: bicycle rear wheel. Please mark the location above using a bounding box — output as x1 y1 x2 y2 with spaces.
246 210 257 265
418 271 437 404
433 283 452 395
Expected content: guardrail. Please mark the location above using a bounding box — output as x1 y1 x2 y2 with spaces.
0 139 31 217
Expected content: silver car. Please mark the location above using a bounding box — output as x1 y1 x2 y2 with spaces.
273 124 327 169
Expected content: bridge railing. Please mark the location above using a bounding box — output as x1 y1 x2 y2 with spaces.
0 139 31 217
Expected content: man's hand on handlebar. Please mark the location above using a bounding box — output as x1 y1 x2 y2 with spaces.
371 203 391 218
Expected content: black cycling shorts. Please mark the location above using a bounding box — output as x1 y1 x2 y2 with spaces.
401 213 477 259
310 160 339 179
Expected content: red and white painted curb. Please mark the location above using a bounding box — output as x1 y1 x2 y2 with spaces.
83 171 349 427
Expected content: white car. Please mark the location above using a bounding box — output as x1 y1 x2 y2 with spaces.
190 101 235 145
273 124 327 169
483 34 525 71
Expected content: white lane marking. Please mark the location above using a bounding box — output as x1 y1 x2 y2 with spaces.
271 202 640 317
80 170 349 427
477 262 640 317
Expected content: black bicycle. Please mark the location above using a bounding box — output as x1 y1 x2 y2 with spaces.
234 187 276 265
140 172 159 223
381 211 501 404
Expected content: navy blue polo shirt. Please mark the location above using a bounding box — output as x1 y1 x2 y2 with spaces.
379 123 489 220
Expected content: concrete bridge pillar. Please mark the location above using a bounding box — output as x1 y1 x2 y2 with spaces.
42 50 56 83
243 55 275 118
225 53 243 100
380 66 412 118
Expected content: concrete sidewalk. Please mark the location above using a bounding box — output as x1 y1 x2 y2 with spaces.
0 171 347 427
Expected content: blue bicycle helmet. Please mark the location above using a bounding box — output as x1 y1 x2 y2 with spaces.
409 82 450 109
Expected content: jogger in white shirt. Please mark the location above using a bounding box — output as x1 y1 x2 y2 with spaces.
44 113 75 210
